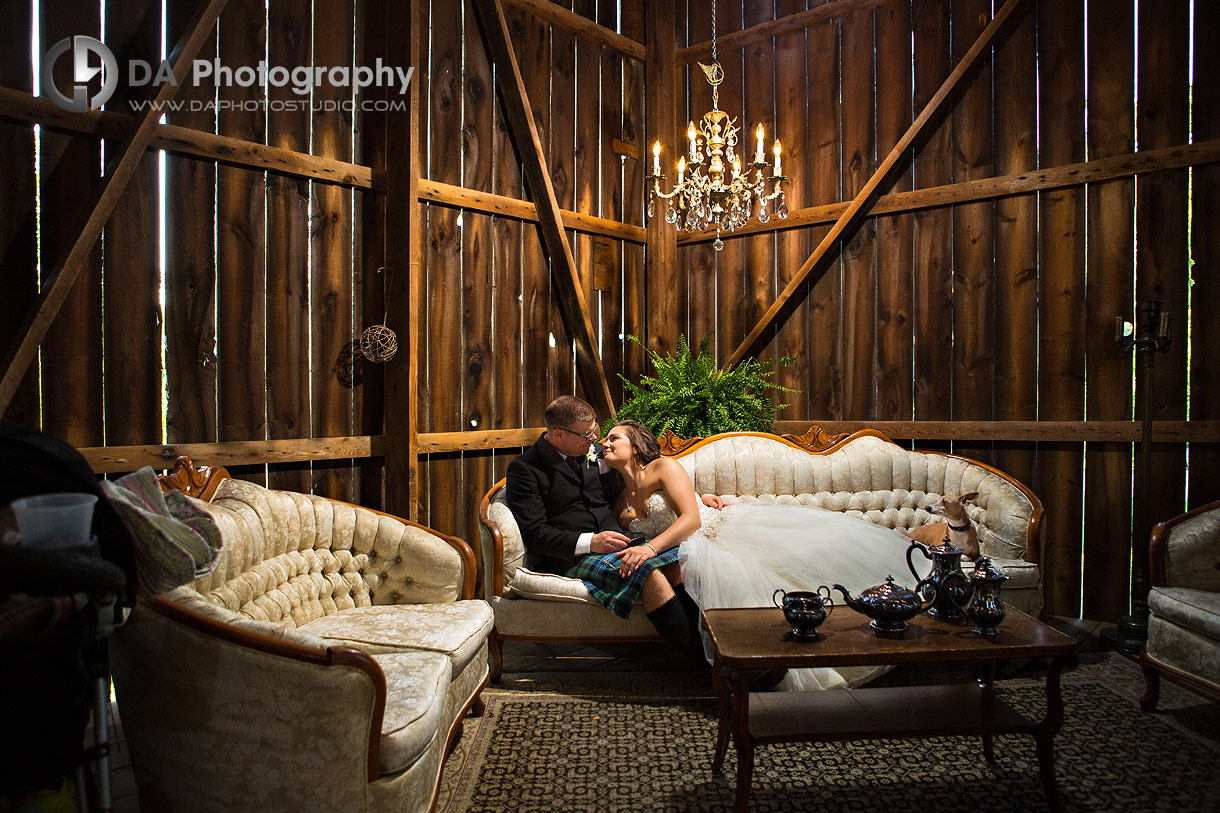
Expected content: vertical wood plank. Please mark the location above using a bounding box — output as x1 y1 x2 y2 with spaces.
165 0 218 446
491 8 525 486
265 0 312 492
216 0 267 487
550 10 576 402
950 0 994 465
1136 0 1189 538
840 3 877 420
426 0 465 536
463 0 495 544
519 8 553 425
103 0 163 449
682 0 717 360
618 23 644 406
714 4 748 365
39 0 103 446
573 0 602 400
991 0 1037 492
742 0 779 397
910 0 951 433
873 0 912 424
774 0 811 422
1083 0 1135 620
1190 0 1220 507
1037 0 1086 617
805 4 841 419
0 1 37 428
311 0 356 501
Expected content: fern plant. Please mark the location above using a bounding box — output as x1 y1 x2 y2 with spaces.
608 334 799 438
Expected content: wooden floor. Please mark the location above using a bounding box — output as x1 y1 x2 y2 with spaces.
94 618 1217 812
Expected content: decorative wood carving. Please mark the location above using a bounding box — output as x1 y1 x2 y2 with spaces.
657 429 704 456
158 456 230 501
658 426 855 456
778 426 855 453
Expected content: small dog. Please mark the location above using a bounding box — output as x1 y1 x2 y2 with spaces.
907 493 980 559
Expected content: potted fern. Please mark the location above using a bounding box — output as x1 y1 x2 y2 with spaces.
608 334 798 438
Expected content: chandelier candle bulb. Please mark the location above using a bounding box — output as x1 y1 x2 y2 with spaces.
756 124 765 162
677 157 686 184
773 140 782 175
688 122 698 160
652 141 661 175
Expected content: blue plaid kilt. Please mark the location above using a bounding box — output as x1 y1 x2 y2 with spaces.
566 541 681 619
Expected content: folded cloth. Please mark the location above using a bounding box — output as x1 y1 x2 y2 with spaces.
100 468 221 598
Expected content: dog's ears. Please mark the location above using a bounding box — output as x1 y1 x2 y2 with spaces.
961 492 979 504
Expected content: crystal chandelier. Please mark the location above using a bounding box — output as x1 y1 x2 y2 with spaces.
646 2 788 251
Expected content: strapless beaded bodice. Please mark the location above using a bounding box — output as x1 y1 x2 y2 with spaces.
627 492 680 538
627 491 727 540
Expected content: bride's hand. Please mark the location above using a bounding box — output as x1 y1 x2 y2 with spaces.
616 542 656 576
700 494 725 510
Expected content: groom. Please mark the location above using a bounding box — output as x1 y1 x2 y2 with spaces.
505 395 703 661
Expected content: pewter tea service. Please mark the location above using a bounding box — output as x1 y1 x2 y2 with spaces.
950 555 1010 636
773 586 834 641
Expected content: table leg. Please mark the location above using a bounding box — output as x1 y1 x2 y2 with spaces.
712 658 730 773
979 661 996 764
1037 656 1067 812
730 669 753 813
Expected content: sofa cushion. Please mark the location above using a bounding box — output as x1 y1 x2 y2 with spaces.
301 600 493 676
491 595 658 638
1149 586 1220 640
1164 508 1220 592
373 651 450 775
506 567 599 603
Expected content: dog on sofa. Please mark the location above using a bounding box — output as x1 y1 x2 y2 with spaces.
907 493 980 559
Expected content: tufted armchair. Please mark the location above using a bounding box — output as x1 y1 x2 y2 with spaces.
1140 498 1220 711
110 459 492 812
479 428 1043 681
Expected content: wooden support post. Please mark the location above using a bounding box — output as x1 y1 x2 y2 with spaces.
0 0 230 414
382 0 423 519
470 0 615 418
726 0 1031 367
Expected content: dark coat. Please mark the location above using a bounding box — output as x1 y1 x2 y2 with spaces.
505 434 625 575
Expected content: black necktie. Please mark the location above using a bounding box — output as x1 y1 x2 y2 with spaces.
564 456 580 473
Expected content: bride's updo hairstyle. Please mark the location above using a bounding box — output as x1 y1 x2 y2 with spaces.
613 419 661 467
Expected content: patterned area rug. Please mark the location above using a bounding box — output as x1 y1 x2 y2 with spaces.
438 655 1220 812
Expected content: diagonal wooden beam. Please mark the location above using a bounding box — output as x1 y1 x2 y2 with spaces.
499 0 645 61
727 0 1031 367
0 0 229 413
471 0 615 417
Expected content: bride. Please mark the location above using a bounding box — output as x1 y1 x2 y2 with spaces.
602 419 932 691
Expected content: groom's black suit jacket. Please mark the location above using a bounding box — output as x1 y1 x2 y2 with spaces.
506 434 625 575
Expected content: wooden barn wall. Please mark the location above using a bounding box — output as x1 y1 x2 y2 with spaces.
669 0 1214 619
415 0 647 544
2 0 1216 621
1 0 369 501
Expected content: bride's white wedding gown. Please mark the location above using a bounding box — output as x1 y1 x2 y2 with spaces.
628 492 933 691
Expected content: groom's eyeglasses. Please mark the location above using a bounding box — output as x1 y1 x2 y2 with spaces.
558 426 598 441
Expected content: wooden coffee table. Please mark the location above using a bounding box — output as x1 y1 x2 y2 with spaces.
703 606 1077 812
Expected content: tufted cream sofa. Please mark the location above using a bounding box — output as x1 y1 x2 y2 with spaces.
479 428 1043 681
110 460 493 812
1140 498 1220 711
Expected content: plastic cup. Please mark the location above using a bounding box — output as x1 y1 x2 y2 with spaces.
11 493 98 549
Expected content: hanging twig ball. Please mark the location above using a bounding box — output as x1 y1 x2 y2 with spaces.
360 324 398 363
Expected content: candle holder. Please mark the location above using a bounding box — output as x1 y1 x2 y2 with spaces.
1101 300 1172 654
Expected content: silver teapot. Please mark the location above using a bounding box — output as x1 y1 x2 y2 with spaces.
832 575 934 635
907 535 971 621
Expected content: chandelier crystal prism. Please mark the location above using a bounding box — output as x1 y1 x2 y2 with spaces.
646 4 788 251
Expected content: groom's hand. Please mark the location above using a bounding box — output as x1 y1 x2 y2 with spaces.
590 530 630 554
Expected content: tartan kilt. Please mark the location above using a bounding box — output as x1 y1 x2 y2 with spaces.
566 541 680 619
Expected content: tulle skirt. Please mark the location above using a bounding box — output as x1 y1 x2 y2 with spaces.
678 502 932 691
